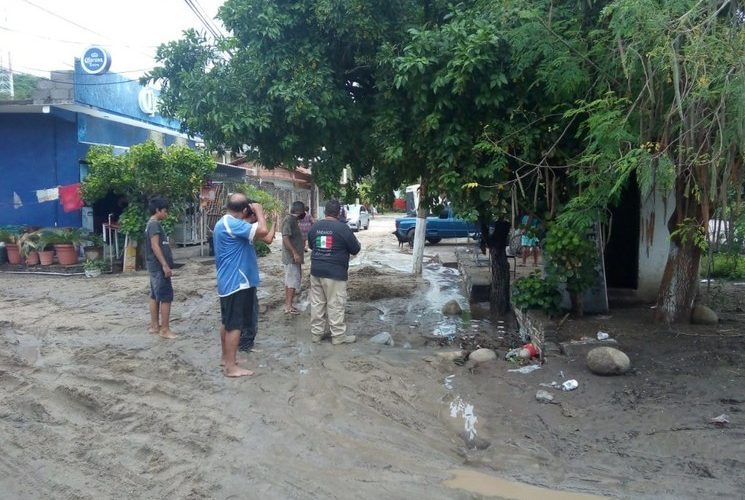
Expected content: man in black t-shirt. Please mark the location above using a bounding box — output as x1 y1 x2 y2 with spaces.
308 199 361 345
144 196 176 339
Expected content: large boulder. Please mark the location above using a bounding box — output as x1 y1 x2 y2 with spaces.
691 304 718 325
586 346 631 375
442 300 463 316
468 348 497 364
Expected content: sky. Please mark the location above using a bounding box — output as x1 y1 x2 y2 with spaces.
0 0 226 78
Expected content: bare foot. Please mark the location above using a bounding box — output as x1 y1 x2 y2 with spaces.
220 356 248 367
148 325 160 334
159 329 177 339
224 366 254 377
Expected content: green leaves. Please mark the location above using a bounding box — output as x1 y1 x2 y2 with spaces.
81 141 215 238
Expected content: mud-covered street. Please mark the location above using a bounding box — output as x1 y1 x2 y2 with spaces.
1 216 744 499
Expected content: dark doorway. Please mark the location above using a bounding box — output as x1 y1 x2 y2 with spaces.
604 173 640 289
92 191 128 234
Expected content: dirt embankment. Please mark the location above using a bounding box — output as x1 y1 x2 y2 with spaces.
1 217 743 499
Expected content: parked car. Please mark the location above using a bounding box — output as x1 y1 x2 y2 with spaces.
346 204 371 231
395 206 479 244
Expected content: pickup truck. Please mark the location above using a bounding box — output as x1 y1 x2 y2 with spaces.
394 207 479 244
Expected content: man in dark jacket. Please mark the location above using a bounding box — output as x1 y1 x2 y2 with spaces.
308 199 361 344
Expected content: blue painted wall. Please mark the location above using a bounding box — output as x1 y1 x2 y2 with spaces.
0 114 81 227
74 59 182 130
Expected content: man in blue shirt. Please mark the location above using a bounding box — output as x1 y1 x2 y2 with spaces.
213 193 268 377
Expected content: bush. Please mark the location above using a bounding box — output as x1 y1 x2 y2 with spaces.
700 252 745 279
512 271 562 315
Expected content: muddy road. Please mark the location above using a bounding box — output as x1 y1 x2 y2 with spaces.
1 215 743 499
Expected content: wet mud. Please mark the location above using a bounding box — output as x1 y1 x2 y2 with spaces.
1 216 743 499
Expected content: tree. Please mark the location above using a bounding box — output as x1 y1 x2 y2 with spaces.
81 141 215 239
146 0 432 198
0 73 42 100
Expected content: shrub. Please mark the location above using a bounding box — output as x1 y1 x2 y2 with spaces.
512 271 562 316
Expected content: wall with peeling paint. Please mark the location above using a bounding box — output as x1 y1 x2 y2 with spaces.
637 190 675 300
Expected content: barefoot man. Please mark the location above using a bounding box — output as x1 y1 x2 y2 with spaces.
213 193 269 377
145 196 177 339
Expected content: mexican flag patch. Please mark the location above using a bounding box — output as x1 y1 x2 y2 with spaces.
315 235 333 249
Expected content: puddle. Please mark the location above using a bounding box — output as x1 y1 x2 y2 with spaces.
444 375 455 390
443 469 606 499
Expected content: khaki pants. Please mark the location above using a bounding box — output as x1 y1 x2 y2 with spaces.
310 276 348 338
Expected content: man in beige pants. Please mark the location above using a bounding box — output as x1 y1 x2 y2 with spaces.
307 199 361 344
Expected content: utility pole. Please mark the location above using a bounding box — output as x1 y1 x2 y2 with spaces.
0 4 13 99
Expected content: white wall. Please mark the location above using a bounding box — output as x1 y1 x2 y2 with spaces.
637 190 675 301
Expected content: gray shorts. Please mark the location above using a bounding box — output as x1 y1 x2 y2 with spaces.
149 269 173 302
284 263 302 290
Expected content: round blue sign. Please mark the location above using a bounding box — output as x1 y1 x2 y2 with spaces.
81 46 112 75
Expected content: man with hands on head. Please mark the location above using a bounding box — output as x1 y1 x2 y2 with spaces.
213 193 269 378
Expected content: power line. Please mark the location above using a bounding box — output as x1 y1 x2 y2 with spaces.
20 0 154 59
183 0 222 40
0 25 160 49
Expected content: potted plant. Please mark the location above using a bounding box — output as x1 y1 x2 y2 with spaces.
37 230 56 266
83 233 105 260
51 228 85 266
19 230 41 266
0 227 22 265
83 258 106 278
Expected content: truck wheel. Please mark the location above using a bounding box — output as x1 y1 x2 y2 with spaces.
426 237 442 244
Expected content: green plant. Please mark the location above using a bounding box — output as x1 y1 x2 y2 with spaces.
84 233 105 248
49 228 87 246
0 226 21 244
255 240 270 257
18 231 41 257
36 230 57 251
83 258 106 271
701 253 745 280
543 223 598 317
235 183 285 224
512 271 562 316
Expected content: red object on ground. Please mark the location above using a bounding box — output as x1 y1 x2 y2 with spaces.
523 343 539 357
59 183 84 212
393 198 406 210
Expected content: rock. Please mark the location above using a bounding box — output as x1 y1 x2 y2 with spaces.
691 304 718 325
442 300 463 316
370 332 394 346
536 390 554 403
560 338 619 358
437 350 465 361
586 346 631 375
468 348 497 364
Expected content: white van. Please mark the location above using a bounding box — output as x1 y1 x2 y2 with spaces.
345 204 371 231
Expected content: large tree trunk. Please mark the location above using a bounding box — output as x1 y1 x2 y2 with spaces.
655 236 702 323
482 220 511 315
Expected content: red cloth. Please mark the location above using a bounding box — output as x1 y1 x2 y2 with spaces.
59 183 84 212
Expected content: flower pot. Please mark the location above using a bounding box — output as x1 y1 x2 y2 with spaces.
54 244 79 266
6 243 21 265
25 250 40 266
39 250 55 266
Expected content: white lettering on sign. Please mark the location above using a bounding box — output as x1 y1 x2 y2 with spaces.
138 87 158 115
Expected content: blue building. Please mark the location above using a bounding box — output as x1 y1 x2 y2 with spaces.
0 59 197 229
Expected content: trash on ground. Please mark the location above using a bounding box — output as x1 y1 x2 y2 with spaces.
505 343 540 360
596 331 610 340
561 379 579 391
536 390 554 403
507 364 542 374
710 414 730 427
370 332 394 346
